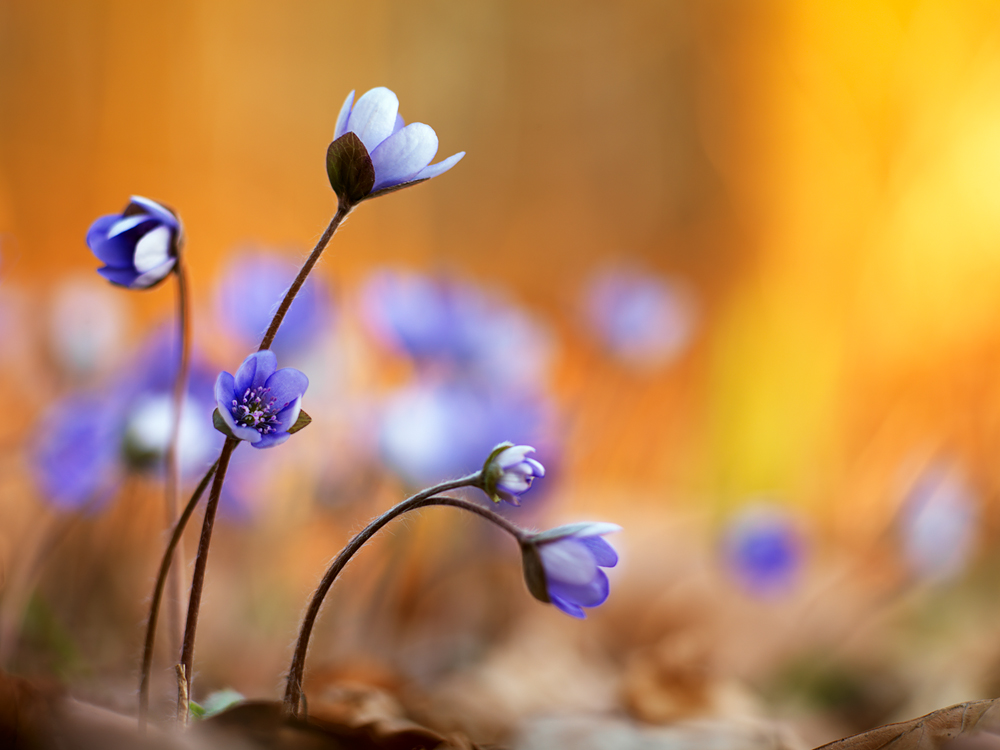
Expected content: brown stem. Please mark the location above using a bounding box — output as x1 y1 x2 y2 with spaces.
258 203 351 352
138 459 218 732
178 438 237 719
282 480 526 717
163 259 191 696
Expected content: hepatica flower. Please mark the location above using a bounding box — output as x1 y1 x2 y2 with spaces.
481 442 545 506
521 523 621 618
327 87 465 204
86 196 182 290
214 351 309 448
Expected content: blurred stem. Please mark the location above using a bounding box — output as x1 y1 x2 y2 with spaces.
178 438 237 721
138 459 218 733
258 201 351 352
163 259 191 701
282 480 527 717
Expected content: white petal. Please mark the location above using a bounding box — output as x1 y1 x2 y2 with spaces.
413 151 465 181
370 123 439 191
346 87 399 153
133 225 173 272
539 539 598 586
108 214 149 238
334 90 355 139
131 259 176 289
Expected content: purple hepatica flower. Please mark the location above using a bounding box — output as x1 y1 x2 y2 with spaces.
584 266 697 370
215 350 308 449
521 522 621 619
216 250 333 356
723 504 804 597
900 462 978 582
334 87 465 196
482 443 545 506
86 196 182 290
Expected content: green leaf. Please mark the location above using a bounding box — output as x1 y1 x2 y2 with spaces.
200 689 245 717
287 409 312 435
326 132 375 205
212 408 238 439
188 701 207 719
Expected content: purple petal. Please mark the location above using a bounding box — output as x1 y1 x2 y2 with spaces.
86 214 120 249
252 431 291 449
215 371 236 406
526 457 545 477
370 123 438 191
567 522 622 539
550 596 586 619
334 90 355 139
263 367 309 410
96 266 141 287
346 87 399 153
580 536 618 567
91 218 160 267
129 196 178 228
272 396 302 432
216 395 261 443
497 445 534 469
108 214 151 239
413 151 465 181
539 539 598 586
234 351 276 394
131 259 176 289
549 569 610 608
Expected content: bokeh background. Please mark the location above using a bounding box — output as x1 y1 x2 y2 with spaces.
4 1 1000 747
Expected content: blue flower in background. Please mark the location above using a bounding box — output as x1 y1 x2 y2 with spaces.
216 250 333 357
583 266 697 369
723 504 803 596
482 443 545 506
360 268 553 392
86 196 181 290
900 462 978 582
335 87 465 195
215 351 308 449
521 522 621 619
378 379 549 488
32 393 124 511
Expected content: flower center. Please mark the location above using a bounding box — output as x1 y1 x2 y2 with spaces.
231 386 280 434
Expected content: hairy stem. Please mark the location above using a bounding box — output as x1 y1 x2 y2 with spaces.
178 438 237 719
163 259 191 695
258 202 351 352
138 460 218 732
282 481 527 716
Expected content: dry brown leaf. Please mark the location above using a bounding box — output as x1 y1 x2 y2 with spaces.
815 698 1000 750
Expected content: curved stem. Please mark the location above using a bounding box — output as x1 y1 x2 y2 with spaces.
258 203 351 352
138 459 218 732
282 480 526 716
163 259 191 694
178 438 237 720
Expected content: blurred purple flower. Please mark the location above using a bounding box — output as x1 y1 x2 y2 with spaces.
215 351 308 449
482 443 545 506
86 196 181 290
360 268 553 391
583 266 697 369
900 462 978 582
32 393 123 511
216 250 333 357
379 379 550 487
335 87 465 195
723 505 803 596
521 522 621 619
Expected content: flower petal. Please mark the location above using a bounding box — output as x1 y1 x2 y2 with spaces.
131 259 177 289
580 536 618 567
370 123 439 192
334 90 355 140
567 522 623 539
264 367 309 410
392 113 405 134
129 196 178 228
549 569 610 608
216 390 261 443
252 431 291 449
91 218 160 267
497 445 534 469
108 214 151 239
96 266 142 288
132 225 174 273
346 87 399 153
234 352 263 394
215 371 236 406
86 214 120 249
550 595 586 619
538 538 598 586
272 396 302 432
412 151 465 181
